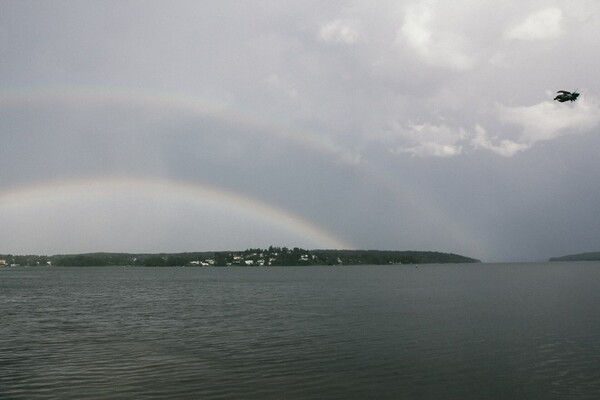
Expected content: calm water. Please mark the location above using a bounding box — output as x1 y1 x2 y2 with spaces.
1 263 600 399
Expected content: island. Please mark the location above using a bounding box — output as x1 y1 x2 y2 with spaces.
0 247 480 267
549 252 600 262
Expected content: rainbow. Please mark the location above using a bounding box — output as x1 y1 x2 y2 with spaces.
0 85 362 165
0 85 488 259
0 177 353 254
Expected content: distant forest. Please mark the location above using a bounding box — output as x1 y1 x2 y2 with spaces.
549 252 600 262
1 247 480 267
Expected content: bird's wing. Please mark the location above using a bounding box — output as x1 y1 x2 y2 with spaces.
557 90 571 94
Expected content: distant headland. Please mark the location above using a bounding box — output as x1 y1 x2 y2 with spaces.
0 247 480 267
549 252 600 262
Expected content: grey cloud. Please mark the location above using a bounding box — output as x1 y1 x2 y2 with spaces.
505 8 564 41
2 0 600 261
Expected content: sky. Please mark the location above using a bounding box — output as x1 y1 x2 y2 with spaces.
1 1 600 262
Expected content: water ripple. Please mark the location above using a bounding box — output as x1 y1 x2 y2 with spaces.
2 264 600 399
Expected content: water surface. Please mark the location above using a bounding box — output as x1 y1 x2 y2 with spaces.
1 263 600 399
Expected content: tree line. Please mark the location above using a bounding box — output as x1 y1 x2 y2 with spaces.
1 247 479 267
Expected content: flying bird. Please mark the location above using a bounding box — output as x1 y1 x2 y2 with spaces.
554 90 580 103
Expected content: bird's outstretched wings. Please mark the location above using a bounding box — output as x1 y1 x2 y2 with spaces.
557 90 571 94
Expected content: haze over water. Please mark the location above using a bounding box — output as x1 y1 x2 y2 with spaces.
2 262 600 399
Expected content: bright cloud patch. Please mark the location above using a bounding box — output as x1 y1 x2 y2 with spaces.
399 4 474 70
391 122 466 157
474 96 600 156
470 125 530 157
389 95 600 158
506 8 564 40
392 122 529 158
319 20 359 44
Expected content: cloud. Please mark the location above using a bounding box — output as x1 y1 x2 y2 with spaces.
470 96 600 157
266 74 299 98
388 94 600 158
387 120 530 159
470 125 530 157
498 96 600 141
395 142 462 157
318 19 359 44
505 8 564 40
4 0 600 261
390 122 466 157
398 3 475 70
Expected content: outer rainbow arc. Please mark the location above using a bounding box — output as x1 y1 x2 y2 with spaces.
0 85 354 164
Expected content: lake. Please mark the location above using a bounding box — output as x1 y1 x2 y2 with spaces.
1 263 600 399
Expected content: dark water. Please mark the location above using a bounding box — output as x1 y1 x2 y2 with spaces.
1 263 600 399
